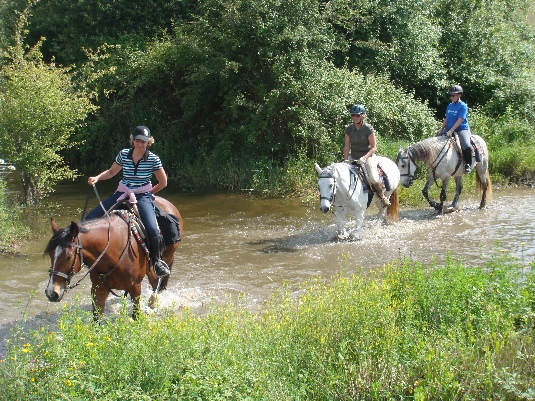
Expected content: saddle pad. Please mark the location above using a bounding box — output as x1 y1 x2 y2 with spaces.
470 137 483 162
349 164 391 193
113 201 181 247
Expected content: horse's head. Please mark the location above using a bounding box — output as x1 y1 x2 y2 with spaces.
397 146 416 188
44 219 83 302
314 163 336 213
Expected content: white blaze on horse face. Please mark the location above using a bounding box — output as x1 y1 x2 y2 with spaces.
397 151 413 188
318 176 335 212
46 246 66 300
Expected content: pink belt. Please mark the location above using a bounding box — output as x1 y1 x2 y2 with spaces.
116 182 153 204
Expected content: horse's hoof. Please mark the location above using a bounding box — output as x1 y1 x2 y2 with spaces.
148 293 159 309
336 233 349 241
443 205 457 214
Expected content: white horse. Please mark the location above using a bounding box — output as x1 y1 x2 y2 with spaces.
314 157 400 240
396 134 492 212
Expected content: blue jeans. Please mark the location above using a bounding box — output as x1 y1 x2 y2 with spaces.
85 191 159 238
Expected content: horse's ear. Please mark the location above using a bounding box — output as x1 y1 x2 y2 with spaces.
68 221 79 239
398 146 403 153
314 163 323 175
51 218 60 234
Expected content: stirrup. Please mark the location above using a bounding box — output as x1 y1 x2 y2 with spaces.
154 260 170 277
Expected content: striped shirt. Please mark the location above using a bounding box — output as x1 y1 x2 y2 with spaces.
115 148 163 190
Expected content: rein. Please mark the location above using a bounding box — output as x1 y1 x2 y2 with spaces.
319 165 358 212
49 212 131 297
401 138 461 189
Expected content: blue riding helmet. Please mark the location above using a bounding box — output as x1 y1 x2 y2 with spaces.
350 104 366 115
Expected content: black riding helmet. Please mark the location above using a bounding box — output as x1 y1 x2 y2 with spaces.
448 85 463 95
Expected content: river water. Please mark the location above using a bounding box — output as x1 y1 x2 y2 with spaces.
0 178 534 351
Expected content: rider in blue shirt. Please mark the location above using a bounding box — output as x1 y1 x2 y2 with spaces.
85 126 170 277
436 85 473 173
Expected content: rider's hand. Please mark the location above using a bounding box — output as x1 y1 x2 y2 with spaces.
446 130 453 137
88 176 98 185
358 157 366 165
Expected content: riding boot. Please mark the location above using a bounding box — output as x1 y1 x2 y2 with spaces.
372 183 391 207
149 235 170 277
462 148 473 174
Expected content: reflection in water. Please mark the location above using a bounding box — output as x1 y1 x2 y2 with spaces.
0 180 534 352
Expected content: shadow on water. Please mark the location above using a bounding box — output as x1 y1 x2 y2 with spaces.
247 228 334 253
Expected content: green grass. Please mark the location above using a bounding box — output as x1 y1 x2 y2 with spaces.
2 253 534 400
0 180 31 254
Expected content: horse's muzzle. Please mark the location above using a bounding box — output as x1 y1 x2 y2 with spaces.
319 202 331 213
45 289 63 302
45 282 65 302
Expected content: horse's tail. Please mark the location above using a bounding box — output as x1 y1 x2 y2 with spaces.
386 187 399 222
476 169 493 205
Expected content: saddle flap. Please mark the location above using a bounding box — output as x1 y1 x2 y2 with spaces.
348 163 391 192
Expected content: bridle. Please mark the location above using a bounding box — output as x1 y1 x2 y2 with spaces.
398 148 416 186
318 170 337 205
48 237 83 287
48 214 131 294
318 164 358 210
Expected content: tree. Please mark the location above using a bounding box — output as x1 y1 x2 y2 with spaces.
0 6 96 204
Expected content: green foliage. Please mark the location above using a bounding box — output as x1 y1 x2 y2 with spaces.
471 109 535 184
2 0 534 193
2 255 534 399
0 52 95 203
0 179 30 253
25 0 198 66
0 5 96 204
436 0 535 110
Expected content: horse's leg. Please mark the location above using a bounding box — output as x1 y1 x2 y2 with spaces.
450 176 463 209
350 208 365 240
375 199 387 222
335 209 349 239
422 173 442 211
476 165 489 209
91 284 110 321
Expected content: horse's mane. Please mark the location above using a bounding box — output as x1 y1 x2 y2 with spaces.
44 223 90 255
332 162 349 177
409 136 450 163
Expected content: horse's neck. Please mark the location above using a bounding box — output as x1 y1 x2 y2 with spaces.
79 217 126 260
411 137 448 164
333 163 356 196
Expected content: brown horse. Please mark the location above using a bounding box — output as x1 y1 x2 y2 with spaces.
44 196 183 319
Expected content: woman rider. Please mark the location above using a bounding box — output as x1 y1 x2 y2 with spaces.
436 85 473 173
343 104 391 207
84 126 170 277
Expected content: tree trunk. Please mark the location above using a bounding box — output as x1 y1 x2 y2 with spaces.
22 173 36 205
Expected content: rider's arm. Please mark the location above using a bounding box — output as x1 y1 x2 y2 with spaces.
152 168 168 195
437 118 447 136
447 117 464 136
360 132 377 162
343 133 350 160
88 162 122 185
